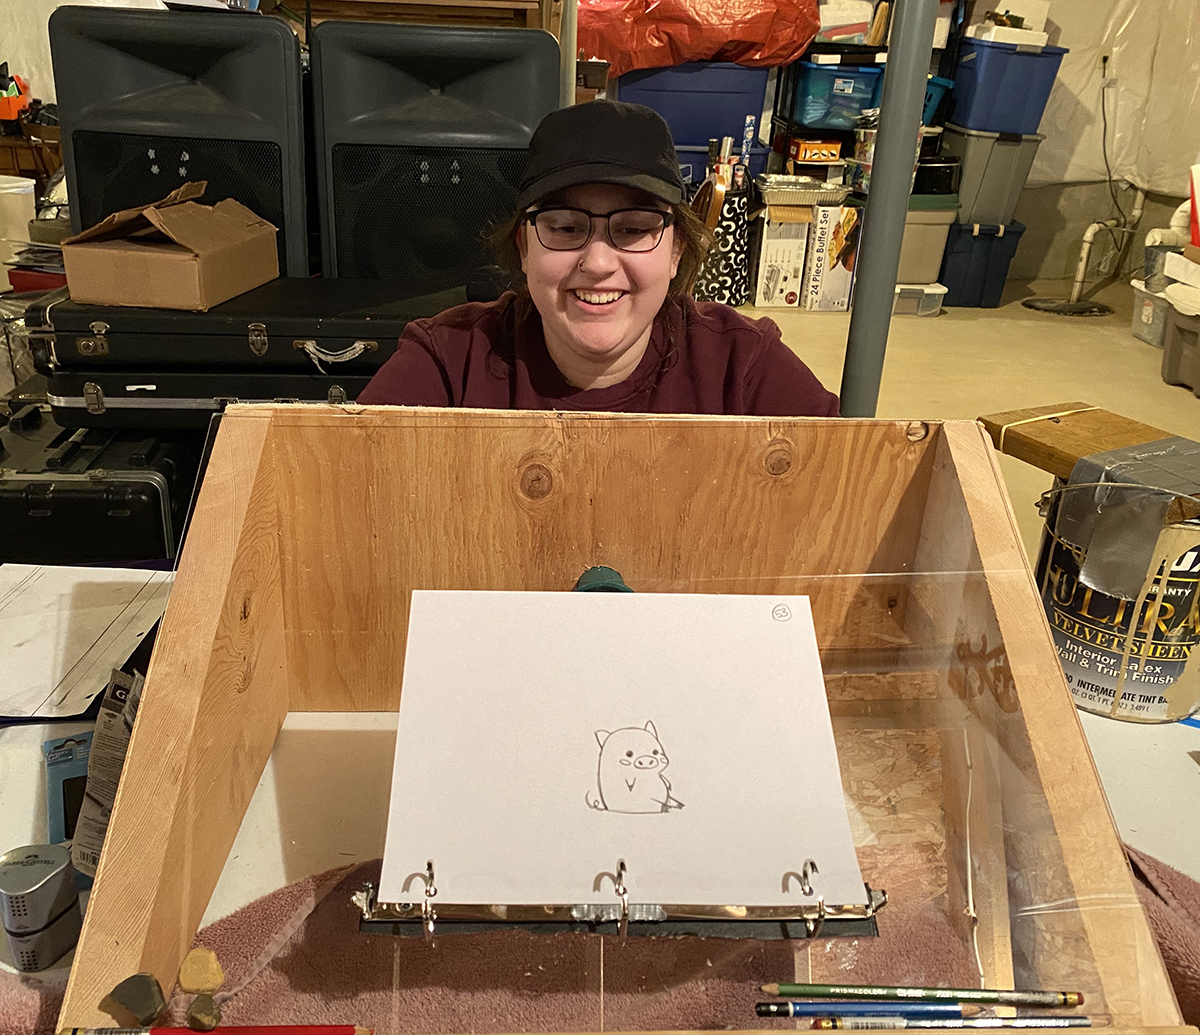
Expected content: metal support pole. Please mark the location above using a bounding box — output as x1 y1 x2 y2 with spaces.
558 0 578 108
839 0 939 417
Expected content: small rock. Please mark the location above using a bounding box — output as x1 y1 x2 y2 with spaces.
178 946 225 995
106 972 166 1026
186 992 222 1031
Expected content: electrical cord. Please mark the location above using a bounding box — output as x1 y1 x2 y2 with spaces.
1099 53 1143 279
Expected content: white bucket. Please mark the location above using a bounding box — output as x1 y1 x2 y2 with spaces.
0 175 37 270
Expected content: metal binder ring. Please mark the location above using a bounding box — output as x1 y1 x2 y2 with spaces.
402 861 438 940
615 859 630 940
805 895 827 938
593 859 630 940
782 859 819 896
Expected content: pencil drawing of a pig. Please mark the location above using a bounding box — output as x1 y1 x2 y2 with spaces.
587 721 684 814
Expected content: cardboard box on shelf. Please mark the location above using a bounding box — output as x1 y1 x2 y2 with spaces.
752 206 811 307
61 182 278 312
802 204 859 311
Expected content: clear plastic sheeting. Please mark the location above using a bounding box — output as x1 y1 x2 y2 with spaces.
577 0 819 79
209 569 1184 1031
1029 0 1200 194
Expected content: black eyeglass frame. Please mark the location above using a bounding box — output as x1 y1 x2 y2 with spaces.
524 206 676 253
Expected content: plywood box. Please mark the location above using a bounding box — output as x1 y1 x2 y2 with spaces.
60 407 1192 1034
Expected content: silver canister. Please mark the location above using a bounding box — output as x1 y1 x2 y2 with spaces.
0 844 83 971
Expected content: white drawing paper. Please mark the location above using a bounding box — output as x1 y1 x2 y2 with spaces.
380 591 866 909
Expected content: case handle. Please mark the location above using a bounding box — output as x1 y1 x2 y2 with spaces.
293 338 378 373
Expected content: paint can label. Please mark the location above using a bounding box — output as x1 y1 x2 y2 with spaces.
1036 520 1200 721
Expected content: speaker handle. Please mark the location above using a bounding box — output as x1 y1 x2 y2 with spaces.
293 339 379 373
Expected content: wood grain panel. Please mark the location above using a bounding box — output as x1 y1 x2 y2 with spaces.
940 422 1182 1026
978 402 1168 479
267 408 937 711
59 417 290 1029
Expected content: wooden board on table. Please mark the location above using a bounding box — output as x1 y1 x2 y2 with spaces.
978 402 1170 479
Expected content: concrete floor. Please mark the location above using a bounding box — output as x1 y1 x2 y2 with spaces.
761 277 1199 560
764 277 1200 882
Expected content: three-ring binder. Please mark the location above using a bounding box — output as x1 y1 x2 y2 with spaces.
353 855 887 941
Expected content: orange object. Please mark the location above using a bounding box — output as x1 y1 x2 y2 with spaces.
0 74 30 121
578 0 818 79
788 138 842 163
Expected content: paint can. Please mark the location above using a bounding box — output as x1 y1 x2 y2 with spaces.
1035 481 1200 722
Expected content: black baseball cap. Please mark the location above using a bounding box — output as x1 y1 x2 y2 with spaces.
515 100 686 210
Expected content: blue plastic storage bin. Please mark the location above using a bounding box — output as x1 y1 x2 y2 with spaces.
924 74 954 124
613 62 771 146
939 221 1026 307
952 39 1068 134
676 145 769 185
794 62 884 130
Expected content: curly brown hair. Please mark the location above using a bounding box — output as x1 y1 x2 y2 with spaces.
486 194 714 299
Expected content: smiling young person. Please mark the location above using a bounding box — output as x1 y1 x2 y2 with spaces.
357 100 839 416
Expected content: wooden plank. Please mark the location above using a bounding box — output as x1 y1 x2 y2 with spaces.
58 416 290 1030
265 407 937 711
940 422 1183 1027
978 402 1169 479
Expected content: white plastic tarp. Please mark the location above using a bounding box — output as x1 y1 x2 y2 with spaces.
1029 0 1200 196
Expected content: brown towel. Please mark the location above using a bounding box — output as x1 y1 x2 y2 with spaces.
0 845 981 1034
1126 844 1200 1024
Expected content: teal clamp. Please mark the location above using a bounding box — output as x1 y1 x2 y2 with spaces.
572 566 634 592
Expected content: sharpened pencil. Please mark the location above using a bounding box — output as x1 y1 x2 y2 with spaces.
761 983 1084 1008
758 1003 982 1019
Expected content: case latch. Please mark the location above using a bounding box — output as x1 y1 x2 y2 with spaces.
77 321 110 357
327 385 348 405
248 322 268 357
83 382 106 414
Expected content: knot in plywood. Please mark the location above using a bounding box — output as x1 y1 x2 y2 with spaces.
763 444 794 476
905 421 929 442
519 463 554 500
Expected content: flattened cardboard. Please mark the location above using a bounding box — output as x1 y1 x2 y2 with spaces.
62 182 278 312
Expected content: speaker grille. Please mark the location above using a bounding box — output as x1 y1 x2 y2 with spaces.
72 130 287 270
331 144 524 285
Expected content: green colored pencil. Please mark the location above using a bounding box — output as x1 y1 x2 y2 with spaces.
760 984 1084 1008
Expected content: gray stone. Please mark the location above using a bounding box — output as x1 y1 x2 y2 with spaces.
186 992 222 1031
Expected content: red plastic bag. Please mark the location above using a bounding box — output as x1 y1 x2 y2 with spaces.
578 0 820 79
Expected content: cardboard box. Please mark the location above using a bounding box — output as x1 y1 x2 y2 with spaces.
752 206 811 307
802 204 859 311
61 182 278 312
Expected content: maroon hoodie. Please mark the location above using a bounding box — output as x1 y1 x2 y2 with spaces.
357 294 839 416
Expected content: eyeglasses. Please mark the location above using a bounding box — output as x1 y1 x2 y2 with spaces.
525 206 675 253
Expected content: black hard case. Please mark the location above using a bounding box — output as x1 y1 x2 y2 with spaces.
44 369 375 429
27 279 466 372
0 405 203 562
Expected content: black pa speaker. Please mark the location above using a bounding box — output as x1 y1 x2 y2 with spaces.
310 22 559 284
49 6 309 277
